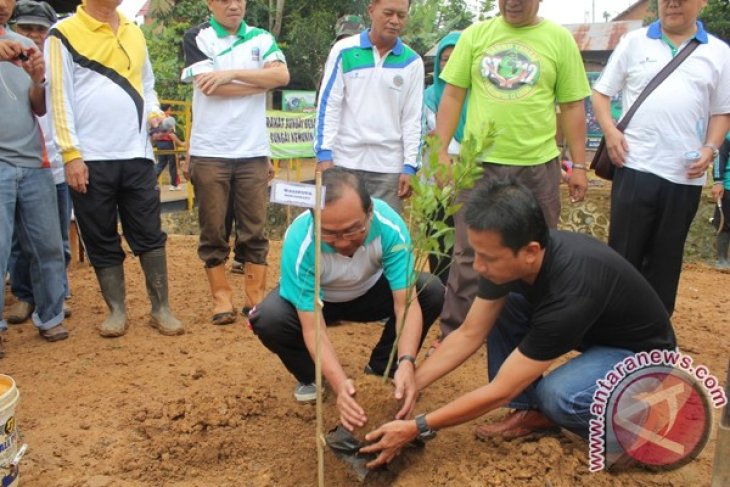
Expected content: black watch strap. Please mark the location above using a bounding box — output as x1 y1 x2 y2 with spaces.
397 354 416 368
415 413 436 440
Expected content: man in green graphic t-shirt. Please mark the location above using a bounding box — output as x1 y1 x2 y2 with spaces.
433 0 592 350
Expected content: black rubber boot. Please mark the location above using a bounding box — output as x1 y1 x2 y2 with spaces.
94 265 127 337
139 248 184 336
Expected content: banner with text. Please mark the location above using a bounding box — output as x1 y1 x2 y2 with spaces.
585 72 623 150
267 110 316 160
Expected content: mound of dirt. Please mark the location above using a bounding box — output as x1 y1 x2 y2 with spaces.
122 384 272 483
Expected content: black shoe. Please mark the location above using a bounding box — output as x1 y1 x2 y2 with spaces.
363 364 395 379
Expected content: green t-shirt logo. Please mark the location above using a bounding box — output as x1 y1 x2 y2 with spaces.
480 43 541 100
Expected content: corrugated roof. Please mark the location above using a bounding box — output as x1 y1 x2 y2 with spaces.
564 20 643 51
425 20 644 57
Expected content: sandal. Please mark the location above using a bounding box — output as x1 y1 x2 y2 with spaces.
39 324 69 342
212 310 236 326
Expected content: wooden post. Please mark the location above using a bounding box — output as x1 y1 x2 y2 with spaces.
69 219 85 263
711 359 730 487
313 171 325 487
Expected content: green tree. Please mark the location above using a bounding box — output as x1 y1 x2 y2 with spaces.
143 0 498 98
402 0 495 56
701 0 730 41
144 0 209 101
282 10 338 89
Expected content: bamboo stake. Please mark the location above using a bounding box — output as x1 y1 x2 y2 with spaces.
313 170 325 487
711 359 729 487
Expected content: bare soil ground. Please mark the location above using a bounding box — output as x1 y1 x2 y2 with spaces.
2 232 728 486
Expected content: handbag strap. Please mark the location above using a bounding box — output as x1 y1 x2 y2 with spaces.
616 38 701 131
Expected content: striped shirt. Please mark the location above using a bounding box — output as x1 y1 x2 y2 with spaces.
45 6 160 164
315 31 424 175
182 19 286 158
280 199 413 312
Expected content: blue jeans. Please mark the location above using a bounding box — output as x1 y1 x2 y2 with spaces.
9 182 72 302
0 163 66 331
487 293 634 438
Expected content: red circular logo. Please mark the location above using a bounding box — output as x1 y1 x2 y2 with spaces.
608 366 711 470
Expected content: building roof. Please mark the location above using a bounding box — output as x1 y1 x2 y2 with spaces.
564 20 643 51
425 20 643 57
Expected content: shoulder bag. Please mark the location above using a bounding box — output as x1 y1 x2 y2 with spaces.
590 38 701 180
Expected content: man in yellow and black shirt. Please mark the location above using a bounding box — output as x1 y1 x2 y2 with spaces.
45 0 184 338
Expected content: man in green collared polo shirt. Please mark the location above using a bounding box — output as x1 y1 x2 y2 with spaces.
182 0 290 326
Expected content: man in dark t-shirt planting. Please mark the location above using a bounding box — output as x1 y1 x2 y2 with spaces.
361 179 677 468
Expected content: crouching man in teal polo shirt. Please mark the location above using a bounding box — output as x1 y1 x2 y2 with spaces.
250 168 444 431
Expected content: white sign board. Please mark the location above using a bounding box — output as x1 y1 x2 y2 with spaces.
270 180 325 209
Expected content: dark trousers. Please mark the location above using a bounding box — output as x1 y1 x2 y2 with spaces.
487 294 634 438
250 273 445 384
609 167 701 315
427 202 454 286
70 158 166 268
155 141 178 187
439 159 561 337
224 185 246 263
189 156 269 268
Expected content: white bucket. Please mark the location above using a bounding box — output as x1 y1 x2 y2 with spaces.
0 375 20 487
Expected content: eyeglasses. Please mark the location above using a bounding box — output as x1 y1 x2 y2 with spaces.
321 218 370 243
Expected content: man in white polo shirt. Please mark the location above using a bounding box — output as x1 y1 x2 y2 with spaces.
182 0 289 325
592 0 730 316
314 0 424 213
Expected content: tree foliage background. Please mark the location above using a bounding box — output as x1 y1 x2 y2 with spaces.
144 0 495 101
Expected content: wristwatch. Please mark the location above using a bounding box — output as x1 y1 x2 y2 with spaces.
703 143 720 159
397 354 416 368
414 413 437 440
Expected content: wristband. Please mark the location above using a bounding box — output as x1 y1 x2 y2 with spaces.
572 163 588 171
397 354 416 368
703 143 719 159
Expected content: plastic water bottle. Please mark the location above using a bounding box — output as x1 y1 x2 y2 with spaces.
684 150 701 168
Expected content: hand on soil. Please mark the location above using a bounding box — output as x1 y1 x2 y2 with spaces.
393 363 416 420
336 379 366 431
361 419 418 468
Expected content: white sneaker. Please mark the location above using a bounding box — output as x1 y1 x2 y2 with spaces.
294 382 317 402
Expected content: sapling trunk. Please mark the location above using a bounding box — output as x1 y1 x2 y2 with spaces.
382 125 498 382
